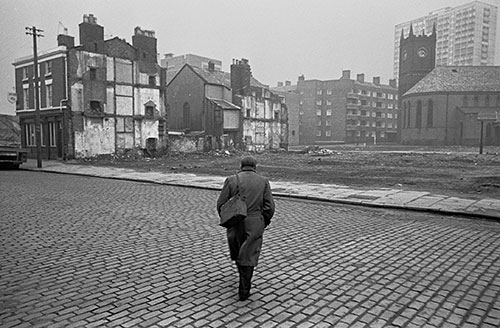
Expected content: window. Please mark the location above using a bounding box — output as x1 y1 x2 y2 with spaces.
388 94 394 100
145 105 154 117
326 100 332 106
361 110 367 116
316 120 322 126
149 75 156 86
246 108 251 117
427 99 433 127
90 100 102 112
326 120 331 126
48 122 57 147
23 67 29 80
316 110 322 116
361 100 368 105
325 130 331 137
317 90 322 95
416 100 422 128
463 96 468 106
89 68 97 80
45 61 52 76
25 123 36 146
316 100 322 106
316 130 322 137
388 103 394 109
387 113 393 119
376 92 383 98
326 110 332 116
376 102 382 108
274 111 280 120
23 88 29 109
183 102 191 129
214 109 222 124
45 84 52 108
473 95 479 106
327 90 332 95
485 95 490 107
40 124 45 147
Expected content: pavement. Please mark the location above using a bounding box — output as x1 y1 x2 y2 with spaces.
21 159 500 220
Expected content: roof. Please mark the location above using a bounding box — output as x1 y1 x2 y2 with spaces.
207 98 240 110
169 64 268 89
404 66 500 96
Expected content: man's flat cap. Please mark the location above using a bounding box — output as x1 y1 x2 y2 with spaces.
241 156 257 168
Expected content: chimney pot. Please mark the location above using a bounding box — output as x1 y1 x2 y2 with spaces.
373 76 380 85
357 74 365 83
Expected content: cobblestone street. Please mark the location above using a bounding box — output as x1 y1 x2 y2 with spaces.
1 171 500 327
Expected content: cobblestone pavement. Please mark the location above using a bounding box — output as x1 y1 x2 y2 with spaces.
1 170 500 328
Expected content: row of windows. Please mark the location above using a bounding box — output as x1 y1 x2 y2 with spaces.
347 110 398 119
346 120 398 128
313 89 397 100
23 84 53 109
22 62 52 79
402 100 434 128
24 122 58 147
463 94 500 107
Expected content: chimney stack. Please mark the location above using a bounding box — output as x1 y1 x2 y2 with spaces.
356 73 365 83
231 58 252 103
389 79 397 88
57 34 74 48
373 76 380 85
79 14 104 53
285 81 291 86
341 70 351 79
277 81 284 87
132 26 158 63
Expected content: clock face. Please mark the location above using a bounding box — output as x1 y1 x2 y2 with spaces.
418 48 427 58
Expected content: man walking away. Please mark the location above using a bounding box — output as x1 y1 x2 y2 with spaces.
217 156 275 301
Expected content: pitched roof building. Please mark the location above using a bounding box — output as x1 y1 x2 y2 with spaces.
400 66 500 145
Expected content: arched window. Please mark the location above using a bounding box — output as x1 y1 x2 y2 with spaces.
473 95 479 107
427 99 433 127
416 100 422 128
463 96 468 107
485 95 490 107
182 102 191 129
406 101 411 128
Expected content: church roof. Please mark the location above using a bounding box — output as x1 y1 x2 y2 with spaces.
404 66 500 96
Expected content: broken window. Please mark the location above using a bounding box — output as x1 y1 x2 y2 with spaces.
90 100 102 112
274 111 279 120
149 75 156 86
145 105 154 117
89 68 97 80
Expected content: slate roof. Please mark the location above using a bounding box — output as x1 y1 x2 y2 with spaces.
404 66 500 96
207 98 240 110
168 64 269 89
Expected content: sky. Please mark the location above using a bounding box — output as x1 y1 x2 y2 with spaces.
0 0 497 115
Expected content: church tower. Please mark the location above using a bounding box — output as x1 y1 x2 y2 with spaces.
398 24 436 97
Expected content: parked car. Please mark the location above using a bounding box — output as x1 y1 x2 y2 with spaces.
0 114 27 169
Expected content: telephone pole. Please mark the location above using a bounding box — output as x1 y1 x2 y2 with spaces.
26 26 44 168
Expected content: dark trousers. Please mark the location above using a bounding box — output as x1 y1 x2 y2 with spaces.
237 265 254 299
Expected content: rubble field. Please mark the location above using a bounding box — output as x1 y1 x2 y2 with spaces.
76 145 500 200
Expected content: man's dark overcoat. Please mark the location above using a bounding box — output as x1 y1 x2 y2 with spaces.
217 167 275 266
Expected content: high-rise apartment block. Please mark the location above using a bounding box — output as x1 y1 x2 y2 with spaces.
393 1 498 78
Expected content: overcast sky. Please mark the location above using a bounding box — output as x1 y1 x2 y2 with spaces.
0 0 497 115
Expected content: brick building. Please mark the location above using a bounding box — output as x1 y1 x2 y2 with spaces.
13 15 167 159
166 58 288 151
292 71 398 145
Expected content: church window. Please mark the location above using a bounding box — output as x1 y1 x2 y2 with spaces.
406 101 411 128
473 95 479 106
485 95 490 107
427 99 433 127
463 96 468 107
416 101 422 128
